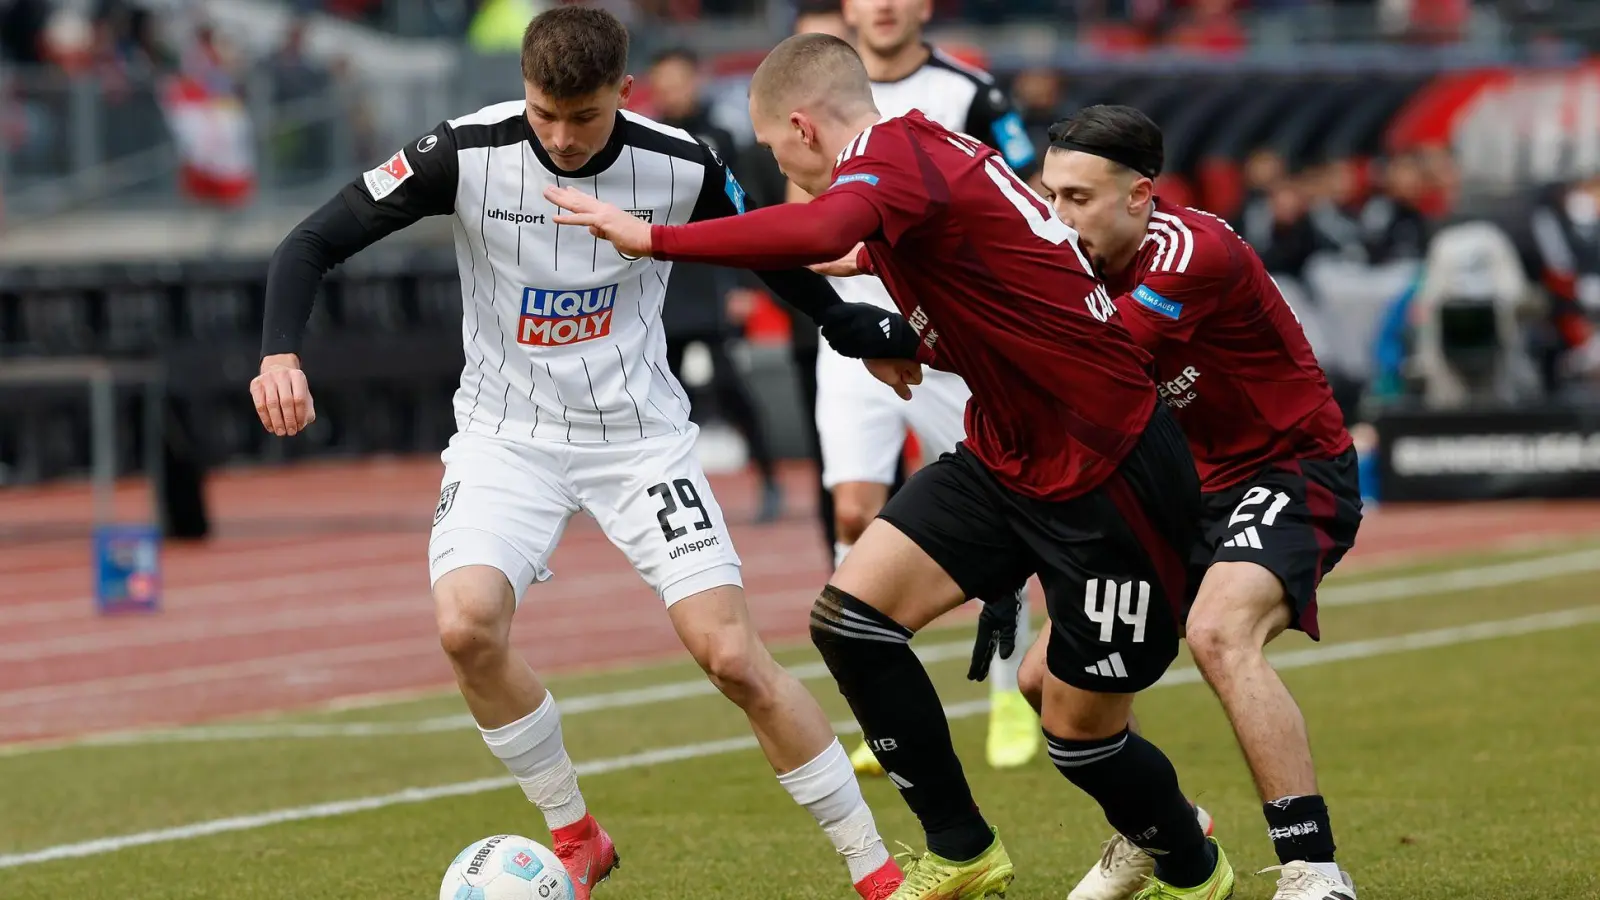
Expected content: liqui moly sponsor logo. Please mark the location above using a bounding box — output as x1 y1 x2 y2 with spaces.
518 284 617 346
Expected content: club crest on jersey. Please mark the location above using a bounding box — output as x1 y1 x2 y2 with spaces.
363 149 413 201
518 285 618 346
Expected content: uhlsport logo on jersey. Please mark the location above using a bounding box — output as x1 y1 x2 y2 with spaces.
519 284 618 346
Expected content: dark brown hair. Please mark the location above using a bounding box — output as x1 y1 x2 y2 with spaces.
1048 105 1164 179
521 7 629 100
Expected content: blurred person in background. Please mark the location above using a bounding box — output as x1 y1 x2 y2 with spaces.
1305 156 1370 261
648 47 784 522
1355 152 1430 264
1239 156 1320 281
828 0 1045 779
1009 67 1069 192
1517 173 1600 383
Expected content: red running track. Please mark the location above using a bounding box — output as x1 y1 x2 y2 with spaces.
4 458 1600 745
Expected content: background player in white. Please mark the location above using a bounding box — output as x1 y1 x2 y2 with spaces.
248 9 907 900
821 0 1044 777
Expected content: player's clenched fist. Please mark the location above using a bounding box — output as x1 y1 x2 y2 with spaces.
250 353 316 436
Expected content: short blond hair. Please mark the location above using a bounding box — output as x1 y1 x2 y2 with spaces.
750 33 875 121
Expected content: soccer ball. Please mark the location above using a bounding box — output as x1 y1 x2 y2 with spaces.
440 834 575 900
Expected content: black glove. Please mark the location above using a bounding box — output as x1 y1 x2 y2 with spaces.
818 302 921 360
967 587 1023 682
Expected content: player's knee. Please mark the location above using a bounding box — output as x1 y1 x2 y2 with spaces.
433 569 515 667
1186 564 1287 674
693 628 769 706
1184 607 1264 676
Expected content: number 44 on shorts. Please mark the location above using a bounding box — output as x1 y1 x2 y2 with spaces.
1084 578 1149 644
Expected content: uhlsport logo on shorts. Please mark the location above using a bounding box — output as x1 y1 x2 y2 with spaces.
518 284 618 346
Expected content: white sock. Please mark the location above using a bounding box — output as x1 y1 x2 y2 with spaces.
777 739 891 883
989 585 1029 695
479 691 588 831
833 541 852 570
1306 861 1345 882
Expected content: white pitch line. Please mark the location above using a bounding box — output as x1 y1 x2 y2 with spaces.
31 544 1600 750
1 605 1595 870
53 642 978 748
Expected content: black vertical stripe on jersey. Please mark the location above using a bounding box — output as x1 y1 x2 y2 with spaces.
481 145 507 433
643 274 689 414
463 149 492 430
591 174 600 271
665 156 676 225
580 356 607 442
636 272 679 433
516 145 527 266
552 174 561 271
494 320 510 434
614 345 645 438
528 360 542 439
547 361 572 442
628 144 638 207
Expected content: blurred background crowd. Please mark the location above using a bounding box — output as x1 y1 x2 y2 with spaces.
5 0 1600 511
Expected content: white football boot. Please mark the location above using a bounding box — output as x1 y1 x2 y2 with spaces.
1258 861 1357 900
1066 806 1213 900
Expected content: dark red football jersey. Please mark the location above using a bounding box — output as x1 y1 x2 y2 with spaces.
828 111 1157 500
1105 200 1352 491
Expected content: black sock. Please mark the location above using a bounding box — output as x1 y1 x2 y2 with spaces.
810 586 993 862
1046 728 1215 888
1264 795 1337 864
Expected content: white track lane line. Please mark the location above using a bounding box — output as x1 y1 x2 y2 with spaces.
1 605 1595 869
22 545 1600 750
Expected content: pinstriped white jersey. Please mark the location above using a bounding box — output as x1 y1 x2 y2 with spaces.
350 102 748 443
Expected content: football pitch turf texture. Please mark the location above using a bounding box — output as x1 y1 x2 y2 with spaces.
3 543 1599 899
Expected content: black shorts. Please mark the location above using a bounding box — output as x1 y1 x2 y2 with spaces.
878 404 1203 693
1198 449 1364 640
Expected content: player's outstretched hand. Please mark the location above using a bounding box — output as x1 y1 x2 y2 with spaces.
251 353 316 437
864 358 922 401
544 185 653 258
967 590 1022 682
808 243 866 278
818 302 920 359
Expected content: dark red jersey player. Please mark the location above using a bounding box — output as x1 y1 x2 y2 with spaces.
1109 200 1352 489
637 108 1207 695
659 110 1159 504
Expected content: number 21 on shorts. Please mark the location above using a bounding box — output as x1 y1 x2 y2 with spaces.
1084 578 1150 644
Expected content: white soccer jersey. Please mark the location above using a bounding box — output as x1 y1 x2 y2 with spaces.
828 48 1039 312
348 102 752 443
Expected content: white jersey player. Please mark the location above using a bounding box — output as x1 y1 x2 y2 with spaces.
828 0 1043 776
249 9 907 900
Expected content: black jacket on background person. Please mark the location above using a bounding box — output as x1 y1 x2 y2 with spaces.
659 109 741 340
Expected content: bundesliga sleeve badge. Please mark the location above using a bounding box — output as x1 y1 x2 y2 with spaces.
364 148 414 201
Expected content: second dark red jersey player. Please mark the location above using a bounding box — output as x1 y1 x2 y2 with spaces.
1108 200 1352 490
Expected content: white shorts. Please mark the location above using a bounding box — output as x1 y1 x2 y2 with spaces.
815 337 972 489
427 428 742 606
